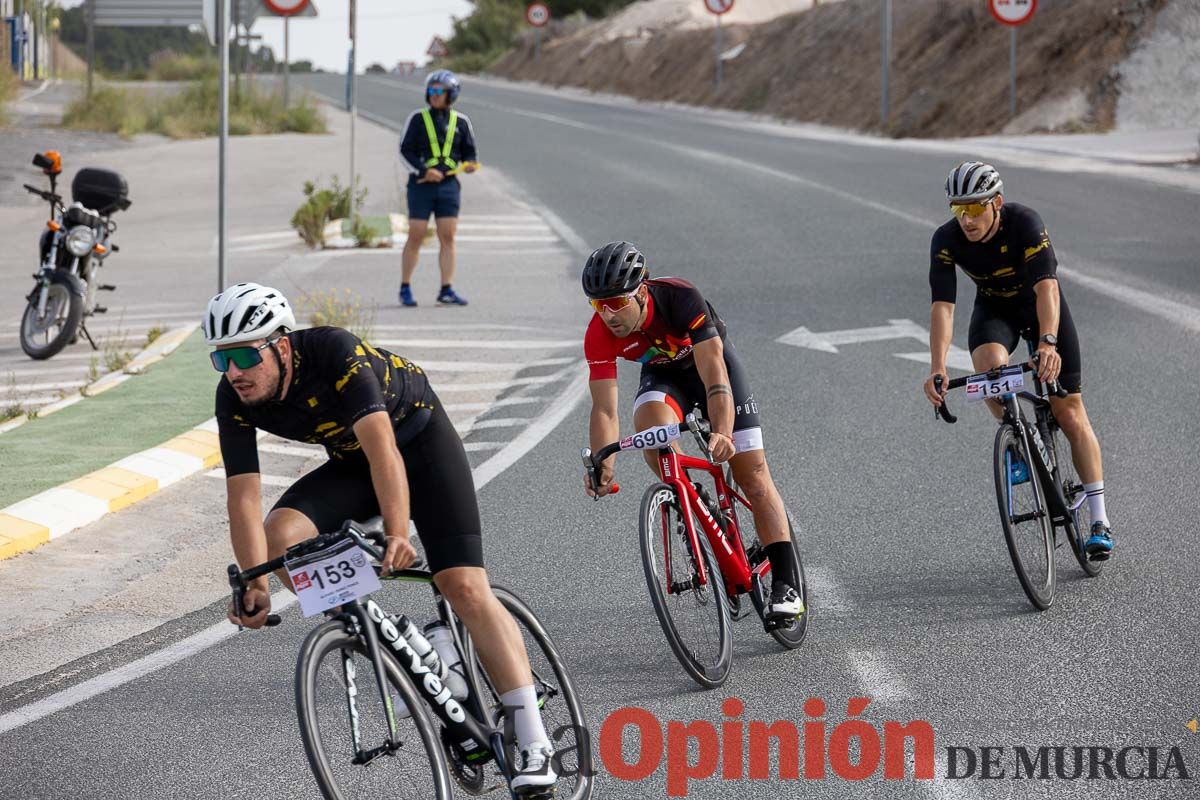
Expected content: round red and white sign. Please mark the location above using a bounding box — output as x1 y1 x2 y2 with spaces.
988 0 1036 26
704 0 734 15
263 0 310 15
526 2 551 27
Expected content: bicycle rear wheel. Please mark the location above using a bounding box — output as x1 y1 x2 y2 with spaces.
994 425 1056 610
639 482 733 689
457 586 594 800
295 617 453 800
1050 426 1103 577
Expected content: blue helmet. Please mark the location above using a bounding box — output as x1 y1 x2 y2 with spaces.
425 70 460 104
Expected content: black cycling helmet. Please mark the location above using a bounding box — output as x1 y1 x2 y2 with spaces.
581 241 648 299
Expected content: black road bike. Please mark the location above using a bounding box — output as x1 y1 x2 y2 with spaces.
934 341 1102 611
227 519 593 800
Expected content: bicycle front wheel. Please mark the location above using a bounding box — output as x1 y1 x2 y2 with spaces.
994 425 1056 610
639 483 733 689
295 617 453 800
457 586 594 800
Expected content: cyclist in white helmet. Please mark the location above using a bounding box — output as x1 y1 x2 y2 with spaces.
203 283 559 794
922 162 1114 560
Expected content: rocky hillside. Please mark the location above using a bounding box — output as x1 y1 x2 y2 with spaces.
492 0 1178 138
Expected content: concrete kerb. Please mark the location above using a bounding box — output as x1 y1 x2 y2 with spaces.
0 323 199 436
0 416 265 561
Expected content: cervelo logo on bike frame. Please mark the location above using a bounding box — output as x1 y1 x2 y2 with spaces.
344 659 363 744
364 599 467 723
621 423 681 451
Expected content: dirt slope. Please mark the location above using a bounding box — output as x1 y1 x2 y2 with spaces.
492 0 1170 138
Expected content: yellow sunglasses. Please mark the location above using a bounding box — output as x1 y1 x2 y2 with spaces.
950 199 995 219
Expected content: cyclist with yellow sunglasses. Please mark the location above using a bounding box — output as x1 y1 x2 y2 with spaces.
923 162 1114 561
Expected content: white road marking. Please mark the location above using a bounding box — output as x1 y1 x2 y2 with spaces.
442 397 548 412
420 357 575 371
847 650 913 702
1059 265 1200 334
204 468 293 487
0 592 299 737
2 379 85 392
371 323 572 333
893 347 975 372
436 376 561 392
455 417 532 434
777 319 928 353
463 442 506 452
257 443 325 459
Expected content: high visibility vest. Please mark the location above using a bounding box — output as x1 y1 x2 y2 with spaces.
421 109 459 170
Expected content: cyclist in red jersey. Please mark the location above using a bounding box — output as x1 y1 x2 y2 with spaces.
581 242 804 623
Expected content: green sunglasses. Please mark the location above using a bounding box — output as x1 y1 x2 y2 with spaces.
210 339 277 373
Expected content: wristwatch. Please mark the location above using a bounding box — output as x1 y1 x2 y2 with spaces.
1039 333 1058 347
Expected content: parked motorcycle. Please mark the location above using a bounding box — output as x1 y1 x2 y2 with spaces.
20 150 132 360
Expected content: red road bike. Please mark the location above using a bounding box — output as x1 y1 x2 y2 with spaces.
583 412 809 688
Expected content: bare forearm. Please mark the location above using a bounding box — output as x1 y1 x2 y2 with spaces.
590 406 620 467
228 487 268 591
929 302 955 372
1035 281 1060 338
369 455 410 536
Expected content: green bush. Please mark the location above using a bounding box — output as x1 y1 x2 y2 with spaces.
290 176 367 248
148 52 218 81
62 79 328 139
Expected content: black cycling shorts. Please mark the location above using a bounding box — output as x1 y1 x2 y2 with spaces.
634 340 764 452
967 295 1082 394
272 398 484 574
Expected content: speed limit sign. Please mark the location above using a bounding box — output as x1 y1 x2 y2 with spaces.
526 2 551 27
704 0 734 15
989 0 1036 26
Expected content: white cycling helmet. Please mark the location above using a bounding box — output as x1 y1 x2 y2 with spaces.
203 282 296 346
945 161 1003 203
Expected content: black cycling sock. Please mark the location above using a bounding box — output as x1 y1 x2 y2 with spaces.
440 283 452 292
765 541 799 590
401 283 411 290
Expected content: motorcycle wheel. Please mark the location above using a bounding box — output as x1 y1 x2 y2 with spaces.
21 277 84 360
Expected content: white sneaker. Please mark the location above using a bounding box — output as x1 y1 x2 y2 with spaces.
512 741 557 795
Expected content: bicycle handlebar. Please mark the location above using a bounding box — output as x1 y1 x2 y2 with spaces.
933 357 1068 425
582 411 713 499
225 519 416 629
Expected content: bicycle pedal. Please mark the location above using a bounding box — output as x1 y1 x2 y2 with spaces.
93 306 107 314
97 284 116 291
515 787 556 799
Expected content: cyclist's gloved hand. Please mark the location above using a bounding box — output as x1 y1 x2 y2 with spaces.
923 372 949 407
708 432 736 464
584 464 616 497
228 587 271 629
1033 344 1061 384
381 534 418 574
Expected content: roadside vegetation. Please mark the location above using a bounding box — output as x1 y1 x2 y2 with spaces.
62 79 326 139
299 288 377 341
290 176 365 247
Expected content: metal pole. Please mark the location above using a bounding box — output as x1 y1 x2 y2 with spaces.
283 15 290 107
232 0 240 96
349 0 357 209
1009 26 1017 119
218 0 229 292
534 26 540 62
880 0 891 125
85 0 94 97
714 14 722 88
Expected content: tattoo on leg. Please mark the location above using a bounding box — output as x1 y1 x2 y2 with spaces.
707 384 733 400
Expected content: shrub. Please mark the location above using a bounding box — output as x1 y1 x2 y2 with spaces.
290 176 367 247
148 52 218 81
299 288 376 340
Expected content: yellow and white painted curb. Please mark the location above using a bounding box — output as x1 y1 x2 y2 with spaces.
0 417 259 561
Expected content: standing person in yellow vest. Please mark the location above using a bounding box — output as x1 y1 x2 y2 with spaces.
398 70 478 307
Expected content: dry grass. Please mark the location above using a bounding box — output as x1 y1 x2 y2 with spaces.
298 288 377 341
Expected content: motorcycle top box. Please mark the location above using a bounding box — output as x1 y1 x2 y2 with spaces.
71 168 131 215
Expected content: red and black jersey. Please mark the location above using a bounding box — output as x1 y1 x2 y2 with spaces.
584 277 726 381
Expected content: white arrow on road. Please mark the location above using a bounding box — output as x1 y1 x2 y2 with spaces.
777 318 975 371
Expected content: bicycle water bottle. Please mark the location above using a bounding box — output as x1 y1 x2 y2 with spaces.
423 620 469 700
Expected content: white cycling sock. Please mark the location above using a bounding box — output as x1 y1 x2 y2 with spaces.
500 685 550 753
1084 481 1109 527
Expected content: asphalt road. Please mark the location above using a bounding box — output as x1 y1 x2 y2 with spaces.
2 73 1199 799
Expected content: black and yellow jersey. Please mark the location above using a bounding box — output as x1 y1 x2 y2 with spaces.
929 202 1057 305
216 327 434 476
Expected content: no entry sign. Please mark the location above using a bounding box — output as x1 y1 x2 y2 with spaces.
527 2 551 27
989 0 1036 26
704 0 734 16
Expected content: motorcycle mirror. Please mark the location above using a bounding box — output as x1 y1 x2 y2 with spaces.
32 151 62 175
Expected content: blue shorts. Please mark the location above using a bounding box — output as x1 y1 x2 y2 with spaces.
407 175 461 220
